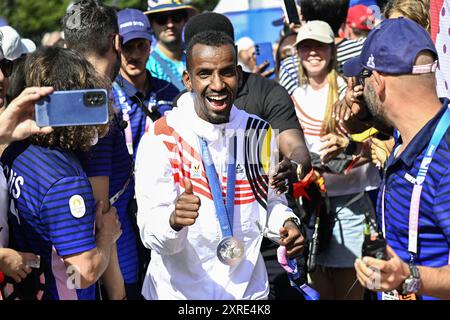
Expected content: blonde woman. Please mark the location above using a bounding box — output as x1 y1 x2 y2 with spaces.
291 21 380 300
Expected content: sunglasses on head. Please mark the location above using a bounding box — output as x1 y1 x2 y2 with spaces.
356 68 372 87
0 59 13 77
152 12 186 25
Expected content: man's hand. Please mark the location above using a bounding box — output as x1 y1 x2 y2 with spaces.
269 159 297 195
0 87 54 144
0 248 39 283
95 201 122 245
279 220 304 258
354 245 410 292
170 179 201 231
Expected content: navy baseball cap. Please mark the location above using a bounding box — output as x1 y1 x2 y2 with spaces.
117 8 153 44
343 17 438 77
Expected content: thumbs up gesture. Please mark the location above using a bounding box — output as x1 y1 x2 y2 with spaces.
170 179 201 231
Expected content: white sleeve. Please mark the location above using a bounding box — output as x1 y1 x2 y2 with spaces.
266 131 297 232
135 130 188 255
0 169 9 248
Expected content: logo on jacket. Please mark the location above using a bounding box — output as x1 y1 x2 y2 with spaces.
190 162 202 179
236 163 244 174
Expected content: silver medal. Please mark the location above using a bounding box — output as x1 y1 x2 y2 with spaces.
217 236 244 266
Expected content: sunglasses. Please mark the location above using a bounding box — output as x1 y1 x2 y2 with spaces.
152 12 186 25
356 68 372 87
0 59 13 77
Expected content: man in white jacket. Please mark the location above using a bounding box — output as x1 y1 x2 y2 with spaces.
135 30 303 300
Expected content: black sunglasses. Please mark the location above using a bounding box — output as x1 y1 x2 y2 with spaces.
152 12 186 25
356 68 372 87
0 59 13 77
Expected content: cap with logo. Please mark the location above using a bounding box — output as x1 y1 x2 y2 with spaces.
144 0 198 18
117 8 153 45
343 17 438 77
0 26 36 61
294 20 335 47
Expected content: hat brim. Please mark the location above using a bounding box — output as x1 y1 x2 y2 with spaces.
342 56 364 77
294 34 334 47
144 5 198 18
122 31 153 45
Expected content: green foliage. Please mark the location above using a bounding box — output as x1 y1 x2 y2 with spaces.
1 0 219 43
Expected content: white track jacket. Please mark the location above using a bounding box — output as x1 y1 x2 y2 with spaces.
135 92 296 300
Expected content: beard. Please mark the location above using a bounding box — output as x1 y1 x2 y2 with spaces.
364 82 393 128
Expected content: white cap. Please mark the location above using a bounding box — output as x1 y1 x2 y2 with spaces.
294 20 335 47
236 36 255 52
0 26 36 61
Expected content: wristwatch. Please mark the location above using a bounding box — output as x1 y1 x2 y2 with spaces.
290 160 303 181
401 263 421 295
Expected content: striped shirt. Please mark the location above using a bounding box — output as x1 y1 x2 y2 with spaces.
378 100 450 300
113 72 179 159
1 141 97 300
278 38 365 95
336 38 366 74
77 121 138 284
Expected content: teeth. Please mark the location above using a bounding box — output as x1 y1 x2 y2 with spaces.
208 96 227 101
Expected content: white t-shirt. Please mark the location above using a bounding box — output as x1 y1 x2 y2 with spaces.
0 167 9 247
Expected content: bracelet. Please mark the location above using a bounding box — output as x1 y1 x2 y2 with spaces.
290 159 303 181
283 216 301 230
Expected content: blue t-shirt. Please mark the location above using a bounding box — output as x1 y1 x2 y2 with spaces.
1 141 97 300
377 100 450 300
146 46 186 91
77 120 138 284
113 72 179 158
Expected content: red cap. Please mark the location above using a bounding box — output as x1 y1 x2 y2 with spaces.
346 4 375 31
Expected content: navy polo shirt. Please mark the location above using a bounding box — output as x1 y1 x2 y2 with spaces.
113 71 179 158
377 99 450 299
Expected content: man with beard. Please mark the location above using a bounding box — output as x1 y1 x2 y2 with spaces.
114 8 179 158
144 0 197 91
63 0 135 299
134 30 303 300
344 18 450 300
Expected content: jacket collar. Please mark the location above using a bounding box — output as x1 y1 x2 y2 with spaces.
176 92 240 142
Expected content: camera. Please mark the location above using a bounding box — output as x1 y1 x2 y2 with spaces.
84 91 106 107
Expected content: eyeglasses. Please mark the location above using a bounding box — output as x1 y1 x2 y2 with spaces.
152 12 186 25
0 59 13 77
356 68 372 86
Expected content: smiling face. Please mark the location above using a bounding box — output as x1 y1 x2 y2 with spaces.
183 43 241 124
297 39 332 78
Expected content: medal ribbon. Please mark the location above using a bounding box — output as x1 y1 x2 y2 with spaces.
199 136 236 238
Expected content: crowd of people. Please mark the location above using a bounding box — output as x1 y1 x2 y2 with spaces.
0 0 449 301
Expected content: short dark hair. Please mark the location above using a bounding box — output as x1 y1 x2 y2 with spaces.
184 12 235 47
300 0 349 36
63 0 118 57
24 46 110 151
186 31 236 71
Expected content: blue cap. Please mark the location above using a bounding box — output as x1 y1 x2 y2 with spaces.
343 18 438 77
117 8 153 44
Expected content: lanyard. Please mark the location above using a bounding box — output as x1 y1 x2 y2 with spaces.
382 108 450 261
112 82 136 155
199 136 236 238
112 82 163 155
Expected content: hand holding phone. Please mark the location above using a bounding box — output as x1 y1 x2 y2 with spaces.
35 89 109 127
254 42 276 79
